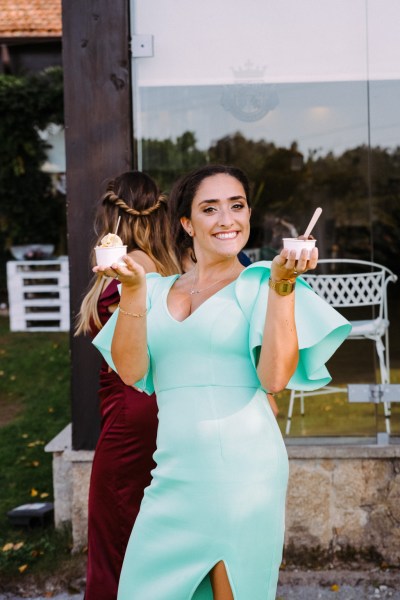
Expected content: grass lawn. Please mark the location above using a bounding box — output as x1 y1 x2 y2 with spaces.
276 379 400 438
0 315 84 586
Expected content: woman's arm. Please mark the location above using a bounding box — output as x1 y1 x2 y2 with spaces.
256 247 318 393
267 393 279 417
94 255 149 386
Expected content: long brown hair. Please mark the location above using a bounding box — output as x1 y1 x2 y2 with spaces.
75 171 180 335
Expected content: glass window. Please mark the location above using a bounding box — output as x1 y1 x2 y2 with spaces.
131 0 400 440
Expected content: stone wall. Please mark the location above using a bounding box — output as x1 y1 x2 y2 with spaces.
46 426 400 562
286 445 400 564
45 424 94 548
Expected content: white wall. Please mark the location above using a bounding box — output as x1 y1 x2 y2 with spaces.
131 0 400 86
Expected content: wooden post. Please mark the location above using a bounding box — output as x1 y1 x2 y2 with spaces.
62 0 133 449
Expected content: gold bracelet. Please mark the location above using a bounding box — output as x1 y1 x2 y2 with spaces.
118 304 148 318
268 277 296 296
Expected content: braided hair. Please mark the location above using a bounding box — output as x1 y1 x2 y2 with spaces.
104 186 167 217
75 171 180 335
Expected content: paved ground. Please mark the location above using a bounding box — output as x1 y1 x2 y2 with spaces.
0 568 399 599
277 583 400 599
276 569 400 600
0 596 82 600
0 587 399 600
0 588 398 599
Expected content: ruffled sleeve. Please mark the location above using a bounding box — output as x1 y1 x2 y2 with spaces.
92 273 162 395
235 261 352 391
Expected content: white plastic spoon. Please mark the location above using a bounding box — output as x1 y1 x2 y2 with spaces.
303 207 322 239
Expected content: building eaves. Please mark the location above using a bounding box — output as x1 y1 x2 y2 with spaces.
0 0 62 40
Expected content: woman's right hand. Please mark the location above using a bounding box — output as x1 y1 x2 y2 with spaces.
93 254 146 290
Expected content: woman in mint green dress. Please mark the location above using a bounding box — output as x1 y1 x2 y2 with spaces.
93 165 351 600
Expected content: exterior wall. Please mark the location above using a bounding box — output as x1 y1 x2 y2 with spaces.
286 446 400 564
45 425 94 547
46 427 400 562
67 450 94 549
5 41 62 74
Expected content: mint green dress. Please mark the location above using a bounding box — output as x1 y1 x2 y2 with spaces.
93 262 351 600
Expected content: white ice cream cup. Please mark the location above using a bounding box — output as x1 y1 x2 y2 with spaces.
95 245 127 267
282 238 316 259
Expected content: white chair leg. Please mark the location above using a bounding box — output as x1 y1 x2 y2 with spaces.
375 337 391 432
383 402 391 435
300 392 305 416
375 337 389 383
383 309 393 425
286 390 296 435
384 328 391 384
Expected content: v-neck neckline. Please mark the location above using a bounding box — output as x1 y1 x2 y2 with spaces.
164 274 238 324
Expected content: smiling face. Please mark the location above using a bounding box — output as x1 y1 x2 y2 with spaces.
180 173 251 261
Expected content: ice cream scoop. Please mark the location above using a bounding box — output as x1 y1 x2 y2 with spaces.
98 233 124 248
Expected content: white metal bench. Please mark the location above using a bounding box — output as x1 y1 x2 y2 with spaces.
286 259 398 435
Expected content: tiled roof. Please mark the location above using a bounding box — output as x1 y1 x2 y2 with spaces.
0 0 62 38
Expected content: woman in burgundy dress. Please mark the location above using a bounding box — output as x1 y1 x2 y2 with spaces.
75 171 180 600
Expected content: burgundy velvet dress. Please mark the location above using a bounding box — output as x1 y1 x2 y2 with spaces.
85 279 158 600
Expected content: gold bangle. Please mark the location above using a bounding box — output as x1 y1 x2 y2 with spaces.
118 304 148 318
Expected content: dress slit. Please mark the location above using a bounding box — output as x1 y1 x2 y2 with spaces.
190 559 236 600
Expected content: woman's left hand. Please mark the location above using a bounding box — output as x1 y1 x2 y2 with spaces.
270 246 318 281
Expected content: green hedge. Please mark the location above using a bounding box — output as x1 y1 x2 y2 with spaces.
0 67 65 303
0 67 65 249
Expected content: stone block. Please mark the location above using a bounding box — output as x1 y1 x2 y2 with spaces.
45 424 94 550
70 454 93 550
45 424 73 526
286 460 332 548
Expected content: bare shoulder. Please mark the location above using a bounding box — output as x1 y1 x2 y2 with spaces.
128 250 158 274
169 269 192 295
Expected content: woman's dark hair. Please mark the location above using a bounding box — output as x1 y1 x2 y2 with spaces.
168 164 250 267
